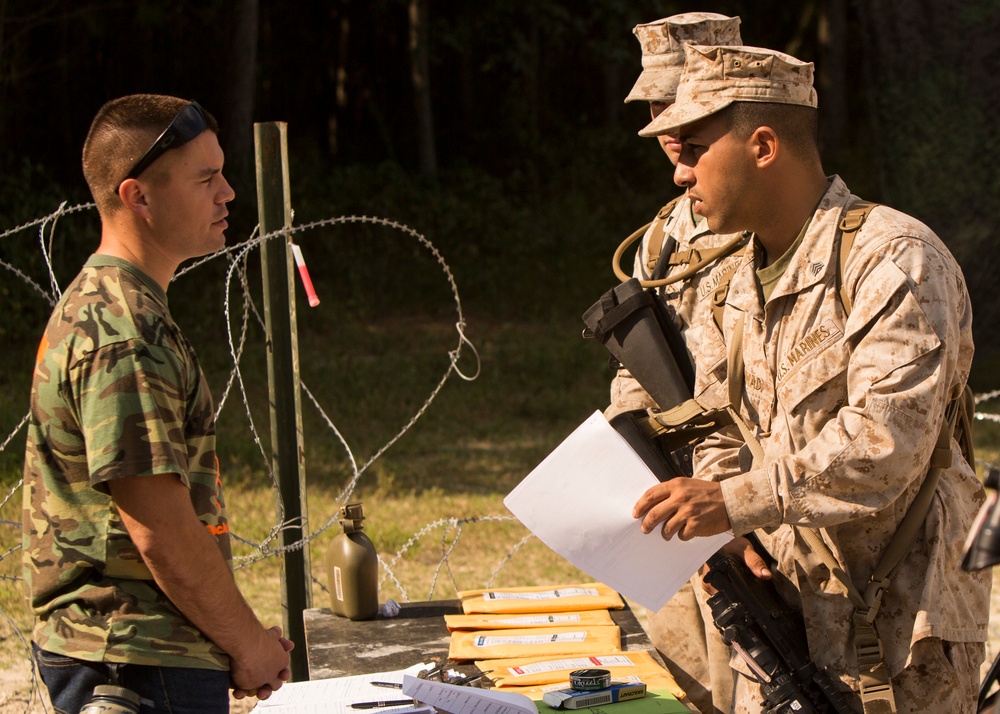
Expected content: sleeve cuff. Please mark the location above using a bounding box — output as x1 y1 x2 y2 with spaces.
720 468 782 535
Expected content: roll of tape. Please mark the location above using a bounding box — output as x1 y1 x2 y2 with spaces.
569 668 611 691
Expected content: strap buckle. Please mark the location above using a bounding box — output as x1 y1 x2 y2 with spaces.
862 578 890 624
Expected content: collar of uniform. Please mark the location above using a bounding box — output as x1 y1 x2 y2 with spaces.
752 176 850 306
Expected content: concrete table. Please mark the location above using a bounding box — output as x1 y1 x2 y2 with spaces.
303 600 701 712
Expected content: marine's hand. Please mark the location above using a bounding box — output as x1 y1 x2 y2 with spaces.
726 536 771 580
701 536 772 595
632 478 731 540
230 625 294 699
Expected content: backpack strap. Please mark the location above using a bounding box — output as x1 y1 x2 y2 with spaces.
644 196 684 275
837 201 879 314
612 196 747 288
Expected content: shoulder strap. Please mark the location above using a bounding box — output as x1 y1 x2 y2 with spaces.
644 195 684 274
837 200 879 314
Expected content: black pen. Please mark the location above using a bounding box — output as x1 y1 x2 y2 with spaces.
371 681 404 689
350 699 414 709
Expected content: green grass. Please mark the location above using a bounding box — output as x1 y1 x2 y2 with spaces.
0 310 608 672
6 307 1000 711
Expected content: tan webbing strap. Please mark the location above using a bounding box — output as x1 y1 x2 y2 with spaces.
724 312 766 467
837 201 878 314
638 399 734 453
795 402 961 714
638 233 748 290
711 260 740 338
644 198 683 274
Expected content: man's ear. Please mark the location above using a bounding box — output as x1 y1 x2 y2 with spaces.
118 178 152 220
750 126 779 168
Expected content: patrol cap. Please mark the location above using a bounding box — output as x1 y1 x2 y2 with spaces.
625 13 742 104
638 44 817 136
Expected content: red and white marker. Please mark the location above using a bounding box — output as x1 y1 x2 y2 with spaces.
290 243 320 307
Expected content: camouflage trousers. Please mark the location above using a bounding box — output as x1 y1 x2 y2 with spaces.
730 637 985 714
647 576 734 714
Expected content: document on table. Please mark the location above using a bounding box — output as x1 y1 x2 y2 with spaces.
503 411 733 611
251 664 434 714
401 675 537 714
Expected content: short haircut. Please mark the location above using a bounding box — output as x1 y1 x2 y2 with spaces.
82 94 219 216
723 102 819 160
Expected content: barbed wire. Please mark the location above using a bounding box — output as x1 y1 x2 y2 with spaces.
6 200 1000 709
0 201 537 709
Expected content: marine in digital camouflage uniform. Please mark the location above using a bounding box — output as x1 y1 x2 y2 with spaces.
633 45 990 713
607 15 745 714
22 94 291 713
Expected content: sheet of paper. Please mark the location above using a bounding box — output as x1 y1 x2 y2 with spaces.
252 664 434 714
503 411 733 611
401 675 537 714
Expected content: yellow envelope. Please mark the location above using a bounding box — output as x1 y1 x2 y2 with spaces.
479 650 685 699
459 582 624 614
449 625 621 661
444 610 615 632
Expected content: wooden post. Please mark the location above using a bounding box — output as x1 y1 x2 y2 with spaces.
254 122 311 681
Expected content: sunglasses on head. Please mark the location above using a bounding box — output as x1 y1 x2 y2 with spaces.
122 101 208 183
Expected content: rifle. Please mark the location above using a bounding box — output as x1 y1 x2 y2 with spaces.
704 550 859 714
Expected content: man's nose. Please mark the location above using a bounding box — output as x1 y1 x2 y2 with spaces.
219 174 236 203
674 161 694 188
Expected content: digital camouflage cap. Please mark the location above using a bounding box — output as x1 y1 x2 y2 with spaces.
639 44 817 136
625 13 742 104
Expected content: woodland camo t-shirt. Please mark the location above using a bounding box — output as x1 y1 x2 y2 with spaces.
22 255 231 669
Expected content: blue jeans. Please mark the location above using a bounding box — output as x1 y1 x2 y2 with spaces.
33 643 231 714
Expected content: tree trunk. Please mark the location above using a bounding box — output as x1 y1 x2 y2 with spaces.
409 0 436 179
856 0 1000 352
816 0 846 155
223 0 259 198
327 0 351 158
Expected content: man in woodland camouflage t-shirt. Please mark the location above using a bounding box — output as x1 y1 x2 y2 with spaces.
24 255 230 667
22 94 291 713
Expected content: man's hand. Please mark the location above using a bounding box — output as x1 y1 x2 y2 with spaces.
702 536 772 595
229 625 293 698
722 536 771 580
632 478 731 540
232 626 295 700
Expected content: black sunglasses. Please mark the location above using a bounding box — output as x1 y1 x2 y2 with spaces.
123 101 208 182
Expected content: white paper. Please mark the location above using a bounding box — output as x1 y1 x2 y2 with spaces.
252 664 435 714
503 411 733 611
401 675 537 714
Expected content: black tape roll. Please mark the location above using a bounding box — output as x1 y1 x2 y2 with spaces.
569 669 611 691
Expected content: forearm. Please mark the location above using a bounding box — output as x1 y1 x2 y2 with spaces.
109 473 287 687
128 507 270 658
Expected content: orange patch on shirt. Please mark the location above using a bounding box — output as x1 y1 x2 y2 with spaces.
36 334 49 365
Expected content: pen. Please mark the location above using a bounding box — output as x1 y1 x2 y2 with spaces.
371 682 404 689
350 700 414 709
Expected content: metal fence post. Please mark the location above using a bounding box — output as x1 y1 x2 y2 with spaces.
254 121 311 680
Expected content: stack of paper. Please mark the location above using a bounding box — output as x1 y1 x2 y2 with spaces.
457 583 624 614
448 583 624 662
250 665 433 714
